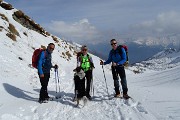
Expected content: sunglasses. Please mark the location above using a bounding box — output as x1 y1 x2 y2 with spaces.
111 43 117 45
49 47 54 50
82 49 87 51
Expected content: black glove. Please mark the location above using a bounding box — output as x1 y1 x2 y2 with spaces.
90 62 95 68
54 64 58 69
100 60 104 65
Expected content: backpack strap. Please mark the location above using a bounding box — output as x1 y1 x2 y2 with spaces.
117 45 123 58
41 50 48 67
80 54 91 63
79 53 94 69
40 50 47 60
87 54 90 62
44 50 47 59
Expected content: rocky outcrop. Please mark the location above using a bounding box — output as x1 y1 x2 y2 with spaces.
13 10 48 36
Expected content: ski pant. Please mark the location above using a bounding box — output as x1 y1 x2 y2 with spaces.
74 75 85 99
111 66 128 95
38 73 50 100
85 70 92 97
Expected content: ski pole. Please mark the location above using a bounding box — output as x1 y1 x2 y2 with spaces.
54 69 57 93
101 65 110 100
91 70 94 97
92 70 94 97
56 68 60 92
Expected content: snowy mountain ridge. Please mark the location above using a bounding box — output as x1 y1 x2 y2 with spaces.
115 32 180 48
133 48 180 71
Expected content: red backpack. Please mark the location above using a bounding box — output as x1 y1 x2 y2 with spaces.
118 45 128 61
32 48 46 68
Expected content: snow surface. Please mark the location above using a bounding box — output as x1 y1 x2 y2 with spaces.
0 2 180 120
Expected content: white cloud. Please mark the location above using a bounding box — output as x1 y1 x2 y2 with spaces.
127 11 180 47
131 11 180 34
47 19 101 44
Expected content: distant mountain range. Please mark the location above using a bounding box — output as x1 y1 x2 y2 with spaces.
88 32 180 64
88 42 164 64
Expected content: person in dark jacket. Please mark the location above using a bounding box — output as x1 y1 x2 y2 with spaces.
38 43 58 103
100 39 130 99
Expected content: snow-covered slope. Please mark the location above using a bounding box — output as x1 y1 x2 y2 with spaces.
128 48 180 119
128 65 180 120
0 1 180 120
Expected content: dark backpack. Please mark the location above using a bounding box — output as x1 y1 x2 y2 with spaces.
111 45 129 66
32 48 46 69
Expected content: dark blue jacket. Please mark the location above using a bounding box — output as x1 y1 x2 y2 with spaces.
104 47 126 65
38 49 52 75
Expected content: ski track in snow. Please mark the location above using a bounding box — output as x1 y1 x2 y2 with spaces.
0 67 152 120
1 70 155 120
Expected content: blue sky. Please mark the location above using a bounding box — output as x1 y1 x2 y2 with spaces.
5 0 180 44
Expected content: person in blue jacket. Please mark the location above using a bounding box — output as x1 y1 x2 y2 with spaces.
38 43 58 103
100 39 130 99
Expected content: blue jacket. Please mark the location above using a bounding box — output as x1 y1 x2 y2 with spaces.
104 47 126 65
38 49 52 75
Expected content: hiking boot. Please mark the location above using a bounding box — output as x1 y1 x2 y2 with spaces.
38 98 47 103
45 96 53 101
45 96 50 100
114 93 121 98
123 94 130 99
76 98 79 106
86 95 92 100
114 90 121 98
73 96 77 102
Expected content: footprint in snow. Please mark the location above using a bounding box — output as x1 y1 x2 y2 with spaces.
124 99 148 114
